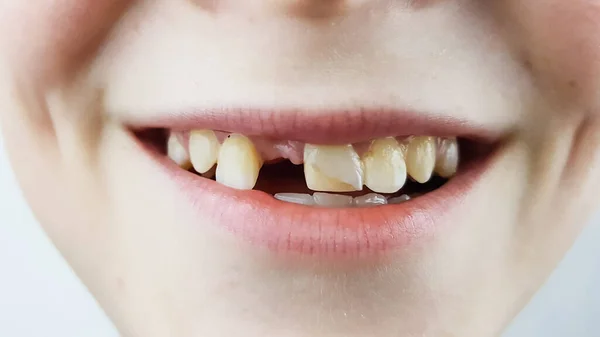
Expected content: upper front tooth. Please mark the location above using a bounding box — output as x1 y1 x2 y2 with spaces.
167 134 192 169
216 134 262 190
304 144 364 192
435 138 459 178
406 136 436 183
362 137 407 193
189 130 220 174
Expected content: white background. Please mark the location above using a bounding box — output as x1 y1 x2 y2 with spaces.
1 135 599 337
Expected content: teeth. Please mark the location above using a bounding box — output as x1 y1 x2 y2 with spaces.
274 192 413 207
304 144 364 192
353 193 387 207
313 192 354 207
216 134 262 190
274 193 315 205
167 134 192 169
388 194 411 204
189 130 220 174
406 136 436 183
180 129 456 196
435 138 459 178
362 137 407 193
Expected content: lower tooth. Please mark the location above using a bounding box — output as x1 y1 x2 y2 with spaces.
313 192 354 207
388 194 411 204
275 192 411 207
274 193 315 205
354 193 387 207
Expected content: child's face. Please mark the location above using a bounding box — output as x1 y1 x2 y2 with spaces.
1 1 599 336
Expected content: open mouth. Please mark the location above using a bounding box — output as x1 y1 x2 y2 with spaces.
129 109 500 256
141 130 468 206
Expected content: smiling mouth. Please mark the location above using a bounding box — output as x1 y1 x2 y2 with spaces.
129 108 500 256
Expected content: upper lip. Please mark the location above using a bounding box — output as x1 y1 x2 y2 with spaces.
124 108 503 144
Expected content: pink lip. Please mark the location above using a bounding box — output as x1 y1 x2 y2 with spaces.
126 108 501 144
128 108 501 258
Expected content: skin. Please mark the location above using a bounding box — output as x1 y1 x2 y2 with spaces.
1 0 599 336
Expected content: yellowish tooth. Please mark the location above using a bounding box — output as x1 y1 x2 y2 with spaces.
362 137 407 193
304 144 363 192
216 134 262 190
304 165 357 192
189 130 220 174
435 138 459 178
167 134 192 169
406 136 436 183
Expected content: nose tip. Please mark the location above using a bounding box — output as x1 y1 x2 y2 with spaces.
284 0 346 19
193 0 371 19
271 0 370 19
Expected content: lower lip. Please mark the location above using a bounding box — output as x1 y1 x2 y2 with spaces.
150 153 496 258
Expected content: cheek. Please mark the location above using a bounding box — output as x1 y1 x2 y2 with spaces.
508 0 600 104
0 0 131 82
